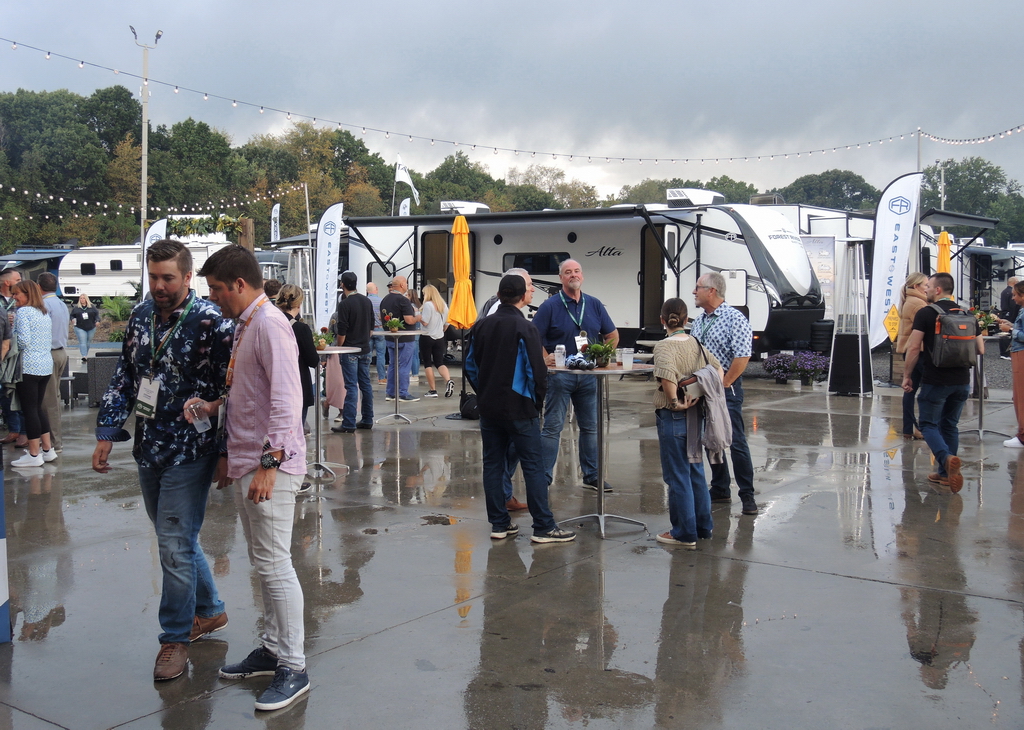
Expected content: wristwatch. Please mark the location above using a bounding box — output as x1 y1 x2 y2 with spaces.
260 452 283 470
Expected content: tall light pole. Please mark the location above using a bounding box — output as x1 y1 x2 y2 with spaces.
130 26 162 250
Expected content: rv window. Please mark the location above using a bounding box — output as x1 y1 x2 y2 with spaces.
81 263 96 276
502 253 570 276
110 260 123 271
64 286 77 294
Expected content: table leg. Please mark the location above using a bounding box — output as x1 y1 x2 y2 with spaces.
307 355 350 491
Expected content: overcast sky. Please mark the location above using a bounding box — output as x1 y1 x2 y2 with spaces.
3 1 1024 201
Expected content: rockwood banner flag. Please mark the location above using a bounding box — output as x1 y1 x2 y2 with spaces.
869 172 923 348
140 218 168 299
315 202 344 332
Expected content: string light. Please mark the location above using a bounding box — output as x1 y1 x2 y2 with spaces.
2 36 1023 170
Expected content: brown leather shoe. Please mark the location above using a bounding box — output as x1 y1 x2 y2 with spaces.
0 433 18 444
945 456 963 494
190 612 228 642
154 642 189 681
13 437 27 448
506 497 528 511
927 472 950 486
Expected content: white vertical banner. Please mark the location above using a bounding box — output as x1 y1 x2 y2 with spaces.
315 202 344 332
395 154 420 205
141 218 168 299
270 203 281 242
869 172 923 348
398 198 411 217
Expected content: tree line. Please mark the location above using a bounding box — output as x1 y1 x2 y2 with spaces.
2 85 1023 251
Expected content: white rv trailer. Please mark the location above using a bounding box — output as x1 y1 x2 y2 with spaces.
342 201 823 352
58 240 231 299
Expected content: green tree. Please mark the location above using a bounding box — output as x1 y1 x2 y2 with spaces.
616 178 702 205
776 169 880 210
705 175 760 204
922 157 1018 216
80 86 141 154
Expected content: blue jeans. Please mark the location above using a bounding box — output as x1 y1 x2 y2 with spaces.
503 442 520 501
480 416 556 534
74 327 94 358
1 389 21 435
137 453 224 644
708 378 755 502
917 383 970 476
386 340 415 398
409 334 421 376
370 334 387 380
657 408 713 541
541 372 598 485
340 352 374 429
902 360 923 434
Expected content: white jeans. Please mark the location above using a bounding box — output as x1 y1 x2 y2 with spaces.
234 469 305 670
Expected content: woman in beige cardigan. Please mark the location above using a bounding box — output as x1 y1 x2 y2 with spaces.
896 272 928 439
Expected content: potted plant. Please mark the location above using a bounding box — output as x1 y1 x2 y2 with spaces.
382 311 405 333
762 353 795 384
970 307 999 336
580 341 616 368
791 351 830 385
313 328 335 350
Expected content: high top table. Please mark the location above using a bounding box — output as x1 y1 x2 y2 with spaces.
552 362 654 538
374 329 421 425
307 345 360 489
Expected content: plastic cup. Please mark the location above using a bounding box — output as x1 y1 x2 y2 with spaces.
621 348 634 370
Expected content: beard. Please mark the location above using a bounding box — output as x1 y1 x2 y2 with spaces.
153 286 188 312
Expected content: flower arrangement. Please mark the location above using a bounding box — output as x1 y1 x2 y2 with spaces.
969 307 998 331
580 341 616 367
382 310 405 332
762 353 796 380
314 327 334 350
790 351 831 380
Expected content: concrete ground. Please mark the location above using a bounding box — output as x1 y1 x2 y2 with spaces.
2 369 1024 729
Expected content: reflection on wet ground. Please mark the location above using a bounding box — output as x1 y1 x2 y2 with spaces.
2 378 1024 727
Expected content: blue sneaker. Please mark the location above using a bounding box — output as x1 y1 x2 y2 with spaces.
255 666 310 711
219 646 279 679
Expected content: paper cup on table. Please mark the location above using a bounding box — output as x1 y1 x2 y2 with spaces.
621 348 634 370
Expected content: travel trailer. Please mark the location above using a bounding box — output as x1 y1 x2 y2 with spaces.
342 196 824 352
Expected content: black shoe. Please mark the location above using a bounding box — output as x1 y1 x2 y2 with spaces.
219 646 279 678
709 495 733 504
254 666 310 711
741 499 759 515
296 482 313 496
331 425 355 433
582 478 613 493
530 527 576 544
356 422 373 430
490 523 520 540
399 395 420 402
445 380 455 398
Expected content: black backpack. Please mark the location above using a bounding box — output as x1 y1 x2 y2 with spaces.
928 303 977 368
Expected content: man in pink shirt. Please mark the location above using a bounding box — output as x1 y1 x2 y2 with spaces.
186 245 309 712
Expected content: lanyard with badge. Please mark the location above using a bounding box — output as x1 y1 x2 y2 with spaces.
135 293 196 419
559 291 590 351
698 313 715 341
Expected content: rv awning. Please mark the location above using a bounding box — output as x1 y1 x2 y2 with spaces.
0 252 68 263
919 209 1000 231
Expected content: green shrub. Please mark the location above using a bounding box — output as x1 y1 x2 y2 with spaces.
101 296 134 321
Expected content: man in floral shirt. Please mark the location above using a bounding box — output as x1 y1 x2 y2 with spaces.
92 239 234 681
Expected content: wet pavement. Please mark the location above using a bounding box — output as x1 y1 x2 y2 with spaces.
2 372 1024 728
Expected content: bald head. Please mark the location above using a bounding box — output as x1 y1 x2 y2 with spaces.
390 276 409 294
366 282 378 295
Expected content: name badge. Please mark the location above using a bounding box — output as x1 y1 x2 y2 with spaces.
574 335 589 352
135 377 160 419
81 313 89 321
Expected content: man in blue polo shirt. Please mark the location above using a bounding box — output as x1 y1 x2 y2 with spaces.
533 259 618 491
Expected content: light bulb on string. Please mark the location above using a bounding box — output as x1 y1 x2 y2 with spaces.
79 61 84 68
45 51 50 59
203 93 208 100
174 86 179 93
259 107 264 113
10 42 15 50
232 100 237 107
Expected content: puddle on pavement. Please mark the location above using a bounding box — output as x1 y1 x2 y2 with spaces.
421 514 458 526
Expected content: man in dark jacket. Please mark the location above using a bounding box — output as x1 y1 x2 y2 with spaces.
1000 277 1019 358
465 274 575 544
333 271 375 432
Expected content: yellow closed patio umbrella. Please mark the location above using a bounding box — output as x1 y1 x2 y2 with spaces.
937 230 952 274
447 215 477 329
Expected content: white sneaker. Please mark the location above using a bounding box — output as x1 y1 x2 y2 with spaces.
41 449 58 462
1004 437 1024 448
12 451 44 467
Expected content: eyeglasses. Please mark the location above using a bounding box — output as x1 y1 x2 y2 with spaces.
694 285 713 291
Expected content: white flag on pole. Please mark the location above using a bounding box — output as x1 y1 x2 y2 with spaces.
395 154 420 206
270 203 280 242
399 198 411 217
314 203 344 332
868 172 923 348
141 218 168 299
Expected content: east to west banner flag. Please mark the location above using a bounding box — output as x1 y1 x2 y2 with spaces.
315 203 344 332
395 154 420 205
270 203 281 242
868 172 923 348
141 218 168 299
399 198 411 217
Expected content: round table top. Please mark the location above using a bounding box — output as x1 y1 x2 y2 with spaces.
318 345 361 355
372 329 421 337
550 362 655 376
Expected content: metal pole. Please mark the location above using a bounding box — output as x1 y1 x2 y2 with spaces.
140 44 148 253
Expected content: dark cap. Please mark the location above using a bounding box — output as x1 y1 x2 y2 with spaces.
341 270 358 290
498 274 527 299
386 280 395 289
